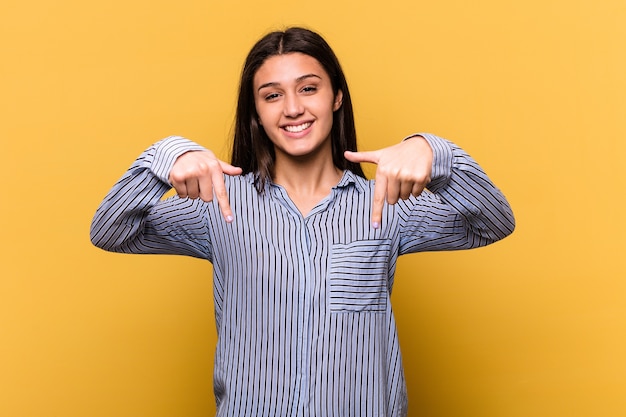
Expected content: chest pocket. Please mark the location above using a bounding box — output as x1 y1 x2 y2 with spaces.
328 239 392 313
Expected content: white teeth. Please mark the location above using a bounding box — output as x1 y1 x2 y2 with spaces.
284 122 312 133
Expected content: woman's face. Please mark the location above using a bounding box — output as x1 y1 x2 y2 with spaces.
253 52 342 161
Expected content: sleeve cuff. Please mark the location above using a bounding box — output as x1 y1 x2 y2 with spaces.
150 136 208 185
403 133 453 191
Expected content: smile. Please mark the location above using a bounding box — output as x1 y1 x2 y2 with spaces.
283 122 312 133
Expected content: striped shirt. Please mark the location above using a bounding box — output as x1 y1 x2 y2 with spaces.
90 133 515 417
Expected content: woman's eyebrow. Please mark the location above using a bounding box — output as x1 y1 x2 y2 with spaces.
296 73 322 83
257 74 322 92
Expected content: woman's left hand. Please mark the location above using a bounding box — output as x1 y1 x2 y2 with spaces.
344 135 433 228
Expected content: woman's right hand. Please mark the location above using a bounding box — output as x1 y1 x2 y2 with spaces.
168 150 243 222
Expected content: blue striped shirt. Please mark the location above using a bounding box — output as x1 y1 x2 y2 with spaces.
90 133 515 417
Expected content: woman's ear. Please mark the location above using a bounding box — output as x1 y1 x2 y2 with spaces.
333 90 343 111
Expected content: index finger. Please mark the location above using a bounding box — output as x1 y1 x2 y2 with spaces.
209 168 235 223
371 174 387 229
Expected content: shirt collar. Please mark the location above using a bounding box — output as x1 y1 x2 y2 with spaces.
243 170 366 194
333 170 366 193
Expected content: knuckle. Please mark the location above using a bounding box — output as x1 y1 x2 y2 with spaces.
195 161 212 176
169 172 183 183
379 166 395 177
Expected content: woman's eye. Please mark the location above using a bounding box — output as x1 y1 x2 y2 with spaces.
264 93 280 101
301 86 317 94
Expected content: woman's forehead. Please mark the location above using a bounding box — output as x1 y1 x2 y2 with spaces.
254 53 328 87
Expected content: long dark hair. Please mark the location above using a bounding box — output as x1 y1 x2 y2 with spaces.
231 27 365 191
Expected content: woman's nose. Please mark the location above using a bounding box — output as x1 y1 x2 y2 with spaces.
283 93 304 117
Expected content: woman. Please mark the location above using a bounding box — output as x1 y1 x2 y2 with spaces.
91 27 515 417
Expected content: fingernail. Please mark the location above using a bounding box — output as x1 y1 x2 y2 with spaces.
226 215 234 223
372 221 380 229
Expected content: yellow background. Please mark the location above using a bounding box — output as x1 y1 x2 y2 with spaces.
1 0 625 416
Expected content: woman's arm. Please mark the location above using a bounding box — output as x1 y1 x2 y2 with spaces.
345 133 515 251
89 136 240 259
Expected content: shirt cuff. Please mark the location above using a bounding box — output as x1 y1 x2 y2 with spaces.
150 136 207 185
403 133 453 191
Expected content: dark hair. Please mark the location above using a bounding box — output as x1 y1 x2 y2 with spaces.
231 27 365 191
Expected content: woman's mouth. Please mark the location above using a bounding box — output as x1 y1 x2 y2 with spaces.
283 122 312 133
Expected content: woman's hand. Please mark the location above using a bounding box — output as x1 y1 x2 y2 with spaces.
344 135 433 228
168 150 243 222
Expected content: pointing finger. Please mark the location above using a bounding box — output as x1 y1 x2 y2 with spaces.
371 174 387 229
211 169 234 223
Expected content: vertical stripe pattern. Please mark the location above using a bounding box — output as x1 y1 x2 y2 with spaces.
90 134 515 416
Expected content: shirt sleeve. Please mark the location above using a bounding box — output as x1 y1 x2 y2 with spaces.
89 136 214 260
397 133 516 254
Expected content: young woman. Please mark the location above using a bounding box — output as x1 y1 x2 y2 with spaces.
91 27 515 417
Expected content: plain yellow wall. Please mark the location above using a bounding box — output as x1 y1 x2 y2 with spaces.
1 0 625 416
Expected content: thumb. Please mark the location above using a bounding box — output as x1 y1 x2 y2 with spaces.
219 161 244 176
344 150 380 165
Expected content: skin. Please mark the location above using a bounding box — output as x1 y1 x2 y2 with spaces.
169 52 434 228
253 53 345 215
254 53 342 165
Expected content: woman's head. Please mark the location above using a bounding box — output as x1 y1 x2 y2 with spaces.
231 27 365 190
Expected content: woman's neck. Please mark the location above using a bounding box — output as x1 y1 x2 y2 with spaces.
272 152 343 216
